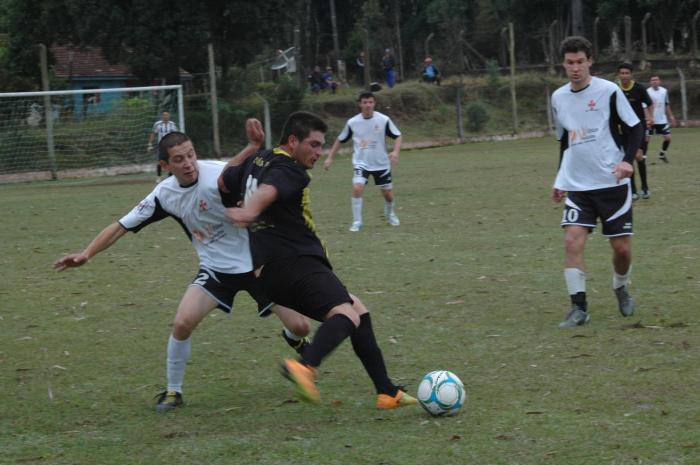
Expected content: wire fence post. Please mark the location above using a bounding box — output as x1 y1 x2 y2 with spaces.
254 93 272 149
677 67 688 126
508 22 518 134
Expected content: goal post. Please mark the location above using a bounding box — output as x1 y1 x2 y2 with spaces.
0 84 184 182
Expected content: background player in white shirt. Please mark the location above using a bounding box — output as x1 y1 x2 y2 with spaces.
324 91 402 232
54 122 310 411
148 111 178 181
551 36 643 328
646 75 677 163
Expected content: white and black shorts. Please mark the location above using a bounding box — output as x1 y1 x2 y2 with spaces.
560 184 633 237
353 167 393 189
646 123 671 136
189 268 273 316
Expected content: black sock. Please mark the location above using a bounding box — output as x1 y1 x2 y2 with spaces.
631 167 638 194
662 140 670 151
157 164 162 176
571 292 587 312
300 314 355 368
640 139 648 155
638 158 648 191
350 313 397 396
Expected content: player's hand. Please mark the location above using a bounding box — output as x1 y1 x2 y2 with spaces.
645 117 653 129
388 151 399 165
670 116 678 127
53 253 89 272
323 157 333 170
226 207 255 228
246 118 264 147
613 161 634 182
635 149 644 162
551 187 566 203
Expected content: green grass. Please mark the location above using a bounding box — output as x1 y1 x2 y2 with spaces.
1 130 699 465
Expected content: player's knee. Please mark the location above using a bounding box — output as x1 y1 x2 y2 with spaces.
172 315 198 338
287 316 311 337
564 234 584 254
611 241 631 259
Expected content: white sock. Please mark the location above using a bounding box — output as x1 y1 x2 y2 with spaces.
351 197 363 223
613 267 631 289
384 201 395 217
283 327 302 341
564 268 586 295
166 335 191 393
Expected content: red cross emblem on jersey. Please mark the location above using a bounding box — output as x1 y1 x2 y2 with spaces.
587 99 596 110
199 200 208 211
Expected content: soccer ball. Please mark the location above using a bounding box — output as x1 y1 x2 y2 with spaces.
417 370 465 416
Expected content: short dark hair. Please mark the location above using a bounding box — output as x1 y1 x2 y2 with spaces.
618 62 633 72
159 131 190 162
279 111 328 146
357 91 375 102
560 36 593 59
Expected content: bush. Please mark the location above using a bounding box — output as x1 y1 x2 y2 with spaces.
464 100 489 132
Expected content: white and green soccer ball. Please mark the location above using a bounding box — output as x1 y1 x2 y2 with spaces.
417 370 465 416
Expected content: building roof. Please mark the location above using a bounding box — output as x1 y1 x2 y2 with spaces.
51 45 133 78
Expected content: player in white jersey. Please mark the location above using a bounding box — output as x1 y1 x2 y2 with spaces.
54 122 311 411
646 76 676 163
551 36 643 328
148 111 179 181
324 91 402 232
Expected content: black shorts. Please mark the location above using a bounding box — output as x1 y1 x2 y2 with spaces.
646 123 671 136
189 267 273 316
258 255 352 322
560 184 633 237
353 167 393 189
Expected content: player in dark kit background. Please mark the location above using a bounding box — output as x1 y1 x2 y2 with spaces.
617 63 654 200
218 111 417 409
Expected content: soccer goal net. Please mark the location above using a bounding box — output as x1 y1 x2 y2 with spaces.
0 84 184 181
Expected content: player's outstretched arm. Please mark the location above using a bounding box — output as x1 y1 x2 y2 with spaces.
53 222 127 271
222 118 264 172
225 184 278 228
324 139 342 170
389 135 402 164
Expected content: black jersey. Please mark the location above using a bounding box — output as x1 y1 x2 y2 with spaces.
619 80 652 121
221 148 327 268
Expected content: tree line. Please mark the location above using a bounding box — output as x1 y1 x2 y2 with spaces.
0 0 698 92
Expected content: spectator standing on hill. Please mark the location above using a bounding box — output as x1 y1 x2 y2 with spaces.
550 36 642 328
616 63 653 200
324 91 402 232
422 57 440 85
382 49 396 88
149 111 178 182
646 75 677 163
308 66 323 93
356 52 366 86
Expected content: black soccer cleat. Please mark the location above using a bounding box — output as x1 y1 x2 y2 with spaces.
281 330 311 355
155 390 183 413
659 151 669 163
558 305 590 328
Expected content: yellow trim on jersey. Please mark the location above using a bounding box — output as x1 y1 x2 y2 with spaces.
618 80 635 92
273 147 292 158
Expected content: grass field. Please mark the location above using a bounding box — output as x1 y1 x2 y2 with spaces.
1 130 699 465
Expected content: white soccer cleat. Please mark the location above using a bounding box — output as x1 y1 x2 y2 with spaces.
387 213 400 226
349 221 363 232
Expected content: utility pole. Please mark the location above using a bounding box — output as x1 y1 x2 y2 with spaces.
39 44 57 180
363 28 371 87
329 0 345 80
571 0 584 36
207 43 220 157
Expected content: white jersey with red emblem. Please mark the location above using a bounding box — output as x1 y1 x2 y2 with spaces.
552 76 640 192
647 86 670 124
119 160 252 274
337 111 401 171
